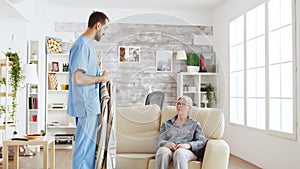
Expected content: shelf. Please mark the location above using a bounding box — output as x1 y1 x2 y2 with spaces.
179 72 217 76
48 90 69 93
177 71 218 108
47 53 69 57
0 59 12 66
28 122 38 124
47 108 67 111
0 123 16 130
183 91 207 94
0 92 15 97
29 109 38 111
48 71 69 74
183 91 201 94
29 59 38 62
55 144 73 149
47 126 76 129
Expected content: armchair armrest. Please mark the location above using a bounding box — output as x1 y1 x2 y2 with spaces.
201 139 230 169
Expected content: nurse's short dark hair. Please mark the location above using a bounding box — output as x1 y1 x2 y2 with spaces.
88 11 109 28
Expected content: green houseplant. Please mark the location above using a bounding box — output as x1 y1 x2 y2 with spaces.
30 85 38 93
4 49 24 120
211 64 217 73
205 84 217 107
186 53 199 66
186 53 200 72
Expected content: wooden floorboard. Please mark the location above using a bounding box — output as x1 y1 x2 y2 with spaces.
228 154 262 169
0 149 261 169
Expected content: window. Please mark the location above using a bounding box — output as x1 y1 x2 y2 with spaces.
246 4 266 129
268 0 294 134
229 0 295 137
229 16 244 125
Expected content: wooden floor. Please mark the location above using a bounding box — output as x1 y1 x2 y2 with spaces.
0 149 261 169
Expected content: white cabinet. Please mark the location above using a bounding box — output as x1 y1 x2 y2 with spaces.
177 72 217 108
45 53 75 148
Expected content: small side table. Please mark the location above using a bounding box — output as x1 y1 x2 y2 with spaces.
2 136 55 169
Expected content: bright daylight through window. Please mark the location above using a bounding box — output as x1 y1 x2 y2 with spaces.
229 0 295 137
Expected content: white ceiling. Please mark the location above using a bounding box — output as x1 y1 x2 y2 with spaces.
47 0 225 11
0 0 25 21
0 0 225 21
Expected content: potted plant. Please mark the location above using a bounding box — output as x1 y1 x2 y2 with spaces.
13 130 18 137
30 85 38 93
205 84 217 107
186 53 200 72
211 64 217 73
40 129 46 136
4 48 24 120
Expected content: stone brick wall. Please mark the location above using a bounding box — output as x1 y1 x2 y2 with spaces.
55 22 213 107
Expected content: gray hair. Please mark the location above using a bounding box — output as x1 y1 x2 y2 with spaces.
177 96 193 107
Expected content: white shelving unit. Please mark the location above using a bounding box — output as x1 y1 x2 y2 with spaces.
45 53 75 149
26 40 41 134
177 72 217 107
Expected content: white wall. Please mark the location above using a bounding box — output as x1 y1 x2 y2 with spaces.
43 5 212 26
0 19 28 136
37 6 212 44
212 0 300 168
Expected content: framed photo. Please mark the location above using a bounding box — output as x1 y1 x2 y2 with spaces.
200 52 216 72
118 46 140 63
46 36 63 54
51 62 59 72
48 73 58 90
156 50 173 72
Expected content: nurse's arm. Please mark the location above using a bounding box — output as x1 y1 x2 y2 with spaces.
72 69 112 85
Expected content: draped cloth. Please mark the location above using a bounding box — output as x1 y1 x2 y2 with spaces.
95 81 116 169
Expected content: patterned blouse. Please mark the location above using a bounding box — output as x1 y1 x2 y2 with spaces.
156 115 206 155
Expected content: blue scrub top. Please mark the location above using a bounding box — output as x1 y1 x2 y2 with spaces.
67 36 100 117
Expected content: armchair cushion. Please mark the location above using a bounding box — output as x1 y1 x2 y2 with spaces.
116 104 161 153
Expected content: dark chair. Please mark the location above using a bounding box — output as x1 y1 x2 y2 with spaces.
145 91 165 111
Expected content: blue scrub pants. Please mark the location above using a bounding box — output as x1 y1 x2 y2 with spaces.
72 114 99 169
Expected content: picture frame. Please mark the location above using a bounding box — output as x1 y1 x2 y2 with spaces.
118 46 140 63
51 62 59 72
48 73 58 90
46 36 63 54
156 50 173 72
200 52 216 72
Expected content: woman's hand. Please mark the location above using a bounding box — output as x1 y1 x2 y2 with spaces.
176 143 191 150
164 142 191 151
164 142 177 152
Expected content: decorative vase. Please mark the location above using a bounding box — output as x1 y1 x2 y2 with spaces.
187 66 199 72
31 88 37 93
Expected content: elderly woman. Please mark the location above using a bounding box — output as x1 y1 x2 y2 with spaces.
155 96 206 169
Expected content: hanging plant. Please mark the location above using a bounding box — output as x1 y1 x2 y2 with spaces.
0 78 6 85
4 48 24 120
